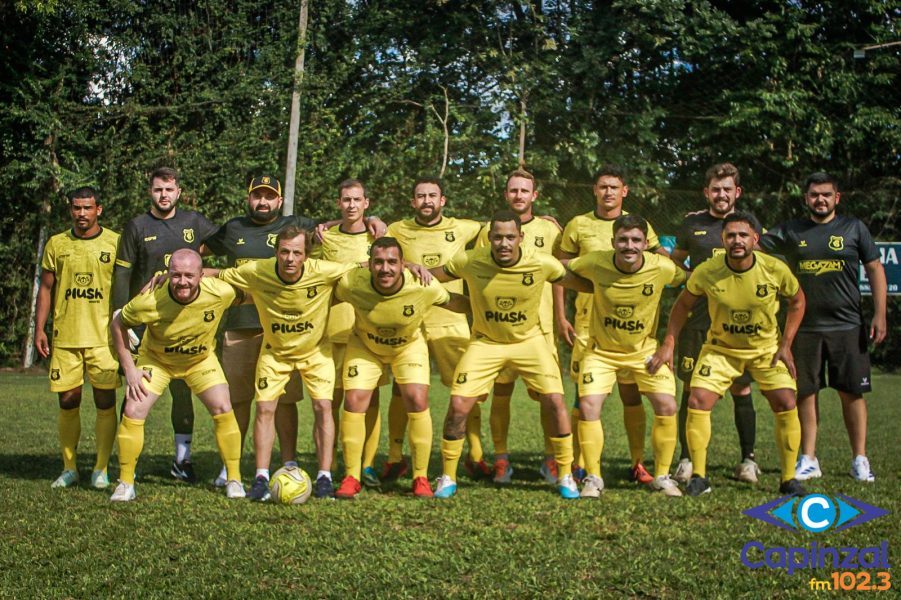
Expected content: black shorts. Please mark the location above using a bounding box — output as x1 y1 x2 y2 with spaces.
677 328 752 387
793 327 872 397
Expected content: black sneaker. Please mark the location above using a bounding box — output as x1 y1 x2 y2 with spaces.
778 478 807 497
314 474 335 499
247 475 271 502
171 460 197 484
686 475 712 497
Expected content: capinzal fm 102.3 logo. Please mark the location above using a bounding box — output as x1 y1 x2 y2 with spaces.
744 493 888 533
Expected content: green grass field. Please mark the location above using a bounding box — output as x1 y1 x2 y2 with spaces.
0 371 897 598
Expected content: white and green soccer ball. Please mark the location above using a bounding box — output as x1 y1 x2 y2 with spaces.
269 466 312 505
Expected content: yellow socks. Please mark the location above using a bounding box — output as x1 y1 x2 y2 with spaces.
407 410 433 479
213 410 242 482
623 404 646 465
651 415 677 478
774 408 801 482
466 403 483 462
550 434 574 478
340 409 366 480
362 402 381 470
577 419 604 477
686 408 711 478
58 407 80 471
93 407 117 473
440 437 465 481
489 394 511 455
386 394 407 463
116 416 145 485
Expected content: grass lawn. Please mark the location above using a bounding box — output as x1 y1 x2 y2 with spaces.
0 370 897 598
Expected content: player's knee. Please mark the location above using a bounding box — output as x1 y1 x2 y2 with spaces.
311 399 332 418
93 388 116 410
255 400 278 417
493 381 514 396
58 389 82 410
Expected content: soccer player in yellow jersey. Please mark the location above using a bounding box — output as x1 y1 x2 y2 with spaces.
385 177 488 480
334 238 469 499
218 226 357 500
556 164 668 484
109 250 244 501
431 210 593 499
35 187 119 490
649 212 807 497
566 215 686 497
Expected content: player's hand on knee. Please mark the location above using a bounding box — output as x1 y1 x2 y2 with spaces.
772 346 797 380
647 344 672 375
125 368 151 403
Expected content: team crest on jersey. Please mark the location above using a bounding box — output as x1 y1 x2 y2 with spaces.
642 283 654 296
74 272 93 287
183 228 195 243
698 365 711 377
712 248 726 257
164 253 172 267
422 254 441 267
534 236 544 248
267 233 277 248
456 373 467 384
307 286 318 298
99 251 111 263
50 369 61 381
378 328 396 337
204 310 215 322
496 297 516 310
828 235 844 251
403 305 415 317
347 365 358 378
615 306 634 319
582 373 594 384
756 284 769 298
731 310 751 324
680 357 694 373
257 377 268 389
522 272 534 286
445 231 455 242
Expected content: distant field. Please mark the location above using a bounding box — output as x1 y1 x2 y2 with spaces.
0 371 897 598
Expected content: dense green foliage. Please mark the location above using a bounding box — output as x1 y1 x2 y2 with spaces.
2 1 898 363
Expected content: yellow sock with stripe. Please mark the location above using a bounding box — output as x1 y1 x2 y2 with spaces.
466 403 483 462
651 415 677 477
93 407 117 473
340 410 366 480
550 434 574 478
774 408 801 482
686 408 712 478
58 407 81 471
570 407 582 466
577 419 604 477
213 411 242 482
116 416 145 485
362 402 381 470
489 395 511 455
407 410 432 479
386 394 407 463
623 404 646 465
440 437 465 481
541 405 555 457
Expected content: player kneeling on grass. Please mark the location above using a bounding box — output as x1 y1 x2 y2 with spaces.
429 210 593 499
109 249 244 501
334 237 470 499
563 215 686 498
649 212 807 497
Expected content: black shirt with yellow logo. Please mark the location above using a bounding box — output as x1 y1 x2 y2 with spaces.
675 210 729 331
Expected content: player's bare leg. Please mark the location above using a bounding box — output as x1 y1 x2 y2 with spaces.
794 392 822 481
248 398 278 501
311 397 336 498
644 392 681 497
275 401 299 465
538 392 578 499
575 392 606 498
839 391 873 482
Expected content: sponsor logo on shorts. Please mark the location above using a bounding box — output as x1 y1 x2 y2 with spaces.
828 235 844 251
236 238 245 245
200 368 216 376
257 377 268 389
445 231 455 242
798 259 844 275
798 240 807 247
534 236 544 248
50 369 61 381
267 233 277 248
99 251 111 263
307 286 318 298
496 297 516 310
367 332 408 346
615 305 634 318
183 228 195 243
680 357 694 373
642 283 654 296
522 272 534 286
731 310 751 324
403 305 414 316
203 310 215 322
582 373 593 384
423 253 441 267
698 364 711 377
144 235 157 242
694 230 707 236
347 365 358 377
377 328 396 336
456 373 467 384
756 284 769 297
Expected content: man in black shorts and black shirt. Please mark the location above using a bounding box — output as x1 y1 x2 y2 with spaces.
671 163 760 484
761 172 887 482
113 167 219 483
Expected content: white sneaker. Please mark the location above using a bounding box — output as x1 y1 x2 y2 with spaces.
650 475 683 497
795 455 822 481
734 458 762 484
110 480 136 502
673 458 693 484
212 465 228 488
51 469 79 489
225 480 246 499
850 455 875 482
434 475 457 499
579 474 604 498
90 470 110 489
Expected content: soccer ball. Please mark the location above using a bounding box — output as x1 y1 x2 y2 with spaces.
269 466 312 505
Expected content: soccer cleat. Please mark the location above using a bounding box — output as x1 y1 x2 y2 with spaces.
779 478 807 496
557 473 580 499
434 475 457 499
493 458 513 484
850 455 875 482
361 466 382 489
171 459 197 484
463 456 492 480
795 455 822 481
650 475 683 497
539 456 558 485
673 458 693 484
734 458 762 484
314 475 335 499
335 476 362 500
579 474 604 499
51 469 79 489
411 476 433 498
380 459 409 481
90 470 110 489
571 464 587 484
630 462 654 484
225 480 246 499
247 475 271 502
110 480 136 502
212 465 228 488
686 475 711 497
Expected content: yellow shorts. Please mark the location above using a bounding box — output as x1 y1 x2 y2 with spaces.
137 353 226 397
691 344 797 396
220 329 302 405
578 348 675 397
497 331 559 385
49 345 119 393
424 322 470 387
570 330 635 385
451 336 563 398
343 334 430 389
255 346 335 402
332 342 347 388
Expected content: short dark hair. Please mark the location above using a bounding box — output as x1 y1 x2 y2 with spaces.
723 211 761 233
592 163 627 185
370 236 403 259
613 214 648 238
704 162 740 187
489 209 522 232
338 178 367 198
149 167 179 186
804 172 839 193
505 169 536 190
275 224 309 251
68 186 99 204
412 176 443 197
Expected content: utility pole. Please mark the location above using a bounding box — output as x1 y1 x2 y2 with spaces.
283 0 310 215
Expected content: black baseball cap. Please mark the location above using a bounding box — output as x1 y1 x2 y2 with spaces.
248 176 282 196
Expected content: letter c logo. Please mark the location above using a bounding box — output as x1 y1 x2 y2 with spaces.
798 494 836 532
